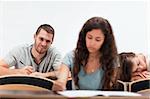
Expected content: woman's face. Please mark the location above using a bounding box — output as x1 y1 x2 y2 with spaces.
131 54 148 73
86 29 105 54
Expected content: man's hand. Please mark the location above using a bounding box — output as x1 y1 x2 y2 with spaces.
17 66 34 75
30 72 47 77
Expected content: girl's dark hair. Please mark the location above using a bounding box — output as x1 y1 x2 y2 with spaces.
73 17 119 90
119 52 136 82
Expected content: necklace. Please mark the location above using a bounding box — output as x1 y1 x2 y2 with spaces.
85 65 100 74
85 56 101 74
91 69 95 73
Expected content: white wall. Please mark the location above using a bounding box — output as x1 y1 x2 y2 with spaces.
0 1 149 57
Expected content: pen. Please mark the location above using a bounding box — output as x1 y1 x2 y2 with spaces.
19 61 35 72
20 61 26 66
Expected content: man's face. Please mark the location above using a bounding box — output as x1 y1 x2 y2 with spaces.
34 29 53 54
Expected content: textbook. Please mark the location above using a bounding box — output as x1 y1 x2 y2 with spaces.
0 75 54 90
117 79 150 92
57 90 141 97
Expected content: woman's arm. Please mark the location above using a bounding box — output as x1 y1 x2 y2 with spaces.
52 64 70 91
131 71 150 81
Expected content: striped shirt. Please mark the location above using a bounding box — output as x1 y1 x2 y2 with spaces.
4 44 62 72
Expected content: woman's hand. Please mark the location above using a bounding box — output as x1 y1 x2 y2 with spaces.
131 71 150 81
52 80 66 91
141 71 150 78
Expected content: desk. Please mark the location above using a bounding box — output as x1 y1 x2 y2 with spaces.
0 90 149 99
0 90 63 99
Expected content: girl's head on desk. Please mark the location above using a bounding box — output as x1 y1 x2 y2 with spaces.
119 52 150 81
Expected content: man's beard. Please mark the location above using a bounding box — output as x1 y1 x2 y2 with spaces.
35 45 47 54
36 48 45 54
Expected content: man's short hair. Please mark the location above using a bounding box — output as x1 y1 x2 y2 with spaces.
35 24 55 41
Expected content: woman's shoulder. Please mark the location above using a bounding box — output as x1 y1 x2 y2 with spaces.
65 50 75 58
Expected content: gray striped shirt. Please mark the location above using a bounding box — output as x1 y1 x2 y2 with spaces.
4 44 62 73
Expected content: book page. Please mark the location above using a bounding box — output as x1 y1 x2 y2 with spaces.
57 90 141 98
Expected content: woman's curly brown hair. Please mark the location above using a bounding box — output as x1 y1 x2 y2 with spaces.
73 17 119 90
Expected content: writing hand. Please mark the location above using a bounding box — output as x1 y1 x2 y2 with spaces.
18 66 34 75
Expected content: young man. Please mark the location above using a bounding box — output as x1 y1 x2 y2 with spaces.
0 24 62 78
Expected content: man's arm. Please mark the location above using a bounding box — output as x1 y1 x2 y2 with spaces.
0 59 33 76
29 70 60 78
0 59 10 75
30 63 71 79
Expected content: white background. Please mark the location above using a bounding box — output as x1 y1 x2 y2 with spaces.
0 0 149 57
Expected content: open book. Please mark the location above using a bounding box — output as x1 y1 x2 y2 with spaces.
57 90 141 97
